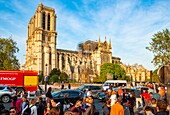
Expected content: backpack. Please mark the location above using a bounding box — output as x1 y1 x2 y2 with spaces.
23 106 31 115
22 105 35 115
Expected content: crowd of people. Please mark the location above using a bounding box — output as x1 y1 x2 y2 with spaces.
0 82 170 115
0 86 99 115
102 82 170 115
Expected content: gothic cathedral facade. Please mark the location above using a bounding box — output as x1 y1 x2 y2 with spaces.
24 3 121 82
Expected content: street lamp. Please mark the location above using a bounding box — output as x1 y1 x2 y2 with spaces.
45 64 48 93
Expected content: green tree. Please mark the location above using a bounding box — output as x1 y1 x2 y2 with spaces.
100 63 126 82
49 74 60 83
60 72 69 82
146 29 170 68
0 37 20 70
38 74 44 83
152 69 160 83
49 68 61 79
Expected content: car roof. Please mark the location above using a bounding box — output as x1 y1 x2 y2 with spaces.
52 89 81 94
82 84 101 87
104 80 127 83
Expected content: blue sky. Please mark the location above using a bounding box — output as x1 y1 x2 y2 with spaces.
0 0 170 70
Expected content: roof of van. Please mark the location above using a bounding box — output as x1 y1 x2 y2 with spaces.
104 80 127 83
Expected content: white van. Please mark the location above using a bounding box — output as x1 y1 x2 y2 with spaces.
102 80 127 91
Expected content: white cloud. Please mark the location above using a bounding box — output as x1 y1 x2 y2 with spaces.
1 0 170 70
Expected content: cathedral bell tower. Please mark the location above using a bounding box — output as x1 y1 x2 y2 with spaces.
25 2 57 75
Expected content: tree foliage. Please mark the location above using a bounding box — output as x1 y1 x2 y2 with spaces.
151 69 160 83
49 68 69 83
49 74 60 83
60 72 69 82
99 63 126 82
49 68 61 79
146 29 170 67
0 37 20 70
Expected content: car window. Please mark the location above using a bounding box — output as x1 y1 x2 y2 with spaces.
52 92 61 98
60 91 69 98
93 86 101 90
68 91 79 97
84 86 89 89
0 87 5 90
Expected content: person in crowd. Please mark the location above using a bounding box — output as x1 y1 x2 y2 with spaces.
46 87 53 103
0 109 9 115
141 90 151 107
145 106 154 115
152 90 161 100
36 97 45 115
110 90 117 106
82 96 98 115
21 95 29 115
87 88 92 97
126 93 135 115
63 93 70 112
158 86 165 100
134 87 142 108
104 90 112 101
48 108 60 115
82 96 90 111
51 99 57 107
70 100 83 115
83 89 87 99
64 111 75 115
118 86 123 98
12 95 22 114
155 100 168 115
102 99 111 115
9 107 17 115
150 98 157 114
22 107 31 115
44 102 52 115
61 82 64 89
29 98 37 115
68 83 71 89
110 97 124 115
0 103 5 113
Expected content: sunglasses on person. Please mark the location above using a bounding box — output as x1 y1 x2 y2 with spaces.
10 110 16 113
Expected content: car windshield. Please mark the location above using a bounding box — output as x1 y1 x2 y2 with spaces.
77 85 85 90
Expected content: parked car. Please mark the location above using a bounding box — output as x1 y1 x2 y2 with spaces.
103 80 127 91
98 92 106 101
49 90 83 105
76 85 102 98
0 85 15 103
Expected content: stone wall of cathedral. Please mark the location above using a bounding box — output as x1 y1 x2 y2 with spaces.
24 2 57 75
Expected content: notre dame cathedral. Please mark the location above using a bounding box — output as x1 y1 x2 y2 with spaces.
24 3 151 82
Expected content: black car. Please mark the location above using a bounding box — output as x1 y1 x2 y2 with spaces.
51 90 83 105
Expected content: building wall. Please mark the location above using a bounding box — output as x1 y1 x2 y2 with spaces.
24 3 121 82
121 64 151 82
25 2 57 75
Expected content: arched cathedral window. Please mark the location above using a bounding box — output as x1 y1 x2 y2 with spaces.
47 13 50 30
42 12 45 29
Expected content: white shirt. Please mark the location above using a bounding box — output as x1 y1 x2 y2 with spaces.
110 94 117 106
87 91 92 97
29 105 37 115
